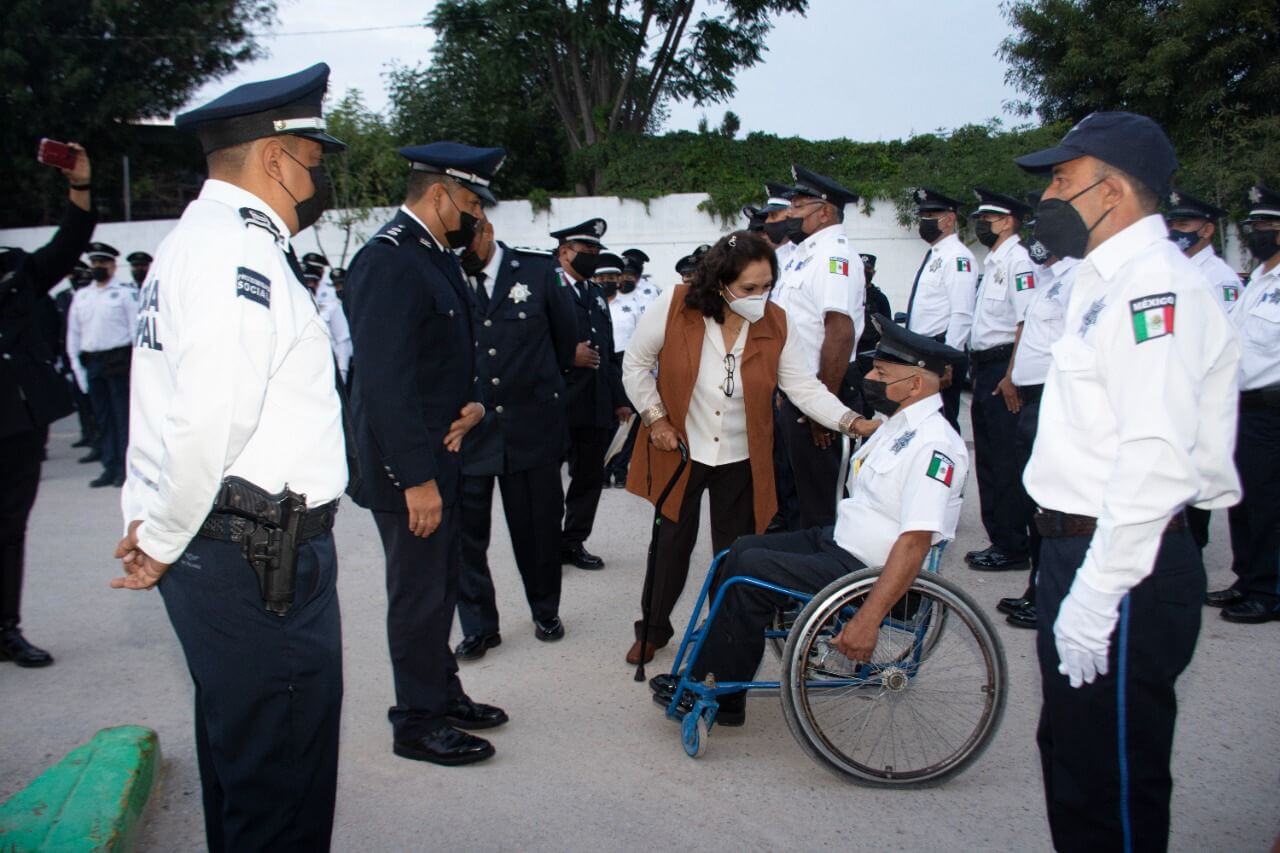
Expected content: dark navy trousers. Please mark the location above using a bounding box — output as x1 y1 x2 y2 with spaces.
159 532 343 853
1035 527 1203 852
1226 403 1280 606
971 356 1030 557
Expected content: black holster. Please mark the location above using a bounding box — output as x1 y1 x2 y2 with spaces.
209 476 306 616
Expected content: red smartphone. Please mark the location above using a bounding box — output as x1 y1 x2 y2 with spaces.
37 138 78 171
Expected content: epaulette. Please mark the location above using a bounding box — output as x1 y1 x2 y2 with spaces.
239 207 282 243
371 223 404 247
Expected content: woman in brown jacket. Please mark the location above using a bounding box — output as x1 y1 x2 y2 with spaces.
622 231 877 664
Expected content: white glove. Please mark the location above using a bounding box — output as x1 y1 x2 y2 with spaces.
1053 577 1125 689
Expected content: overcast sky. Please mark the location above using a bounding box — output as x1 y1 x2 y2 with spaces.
188 0 1024 141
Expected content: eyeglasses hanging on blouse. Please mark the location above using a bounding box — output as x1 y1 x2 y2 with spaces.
721 353 736 398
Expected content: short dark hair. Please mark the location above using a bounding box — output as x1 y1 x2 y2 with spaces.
405 171 451 204
1096 162 1158 213
206 140 254 176
684 230 778 324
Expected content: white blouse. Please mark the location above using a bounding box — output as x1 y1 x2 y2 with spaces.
623 287 850 467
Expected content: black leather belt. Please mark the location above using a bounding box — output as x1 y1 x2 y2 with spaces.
1019 384 1044 404
1035 509 1186 538
198 502 338 544
970 344 1014 365
1241 386 1280 410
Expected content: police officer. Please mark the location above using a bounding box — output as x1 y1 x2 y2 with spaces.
771 165 864 529
673 245 709 287
1166 189 1242 310
125 251 151 287
554 218 630 570
111 65 349 850
1016 111 1240 851
965 188 1037 571
609 249 651 487
0 143 95 668
454 217 578 658
621 248 658 307
54 262 99 456
300 265 352 383
1211 184 1280 624
903 187 978 431
742 204 765 233
761 182 797 271
66 241 138 487
345 141 508 765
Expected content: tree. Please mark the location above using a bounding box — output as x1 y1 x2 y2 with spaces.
0 0 277 226
999 0 1280 211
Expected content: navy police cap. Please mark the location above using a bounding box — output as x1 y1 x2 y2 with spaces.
859 252 876 268
913 187 963 214
594 253 624 275
1014 111 1178 199
972 187 1034 221
175 63 346 155
1244 185 1280 222
85 242 119 260
868 314 963 375
791 165 859 208
762 181 796 212
621 248 649 274
742 205 765 231
399 142 506 206
126 251 152 265
1165 189 1227 222
550 218 608 246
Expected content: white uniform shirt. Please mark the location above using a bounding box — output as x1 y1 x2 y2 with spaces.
905 232 979 349
969 235 1037 351
770 223 864 376
1024 214 1240 599
1188 245 1242 310
1011 257 1081 387
1230 260 1280 391
609 290 642 353
65 281 139 391
631 278 661 312
833 394 968 568
623 287 849 467
775 241 797 277
122 179 347 565
314 285 352 381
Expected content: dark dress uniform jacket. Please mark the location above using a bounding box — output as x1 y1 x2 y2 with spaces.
462 244 578 477
559 269 627 429
345 209 476 511
0 203 95 439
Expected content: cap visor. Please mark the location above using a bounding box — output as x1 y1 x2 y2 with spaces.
1013 144 1085 173
292 130 347 153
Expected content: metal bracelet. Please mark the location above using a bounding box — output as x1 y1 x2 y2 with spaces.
838 410 860 435
640 403 668 426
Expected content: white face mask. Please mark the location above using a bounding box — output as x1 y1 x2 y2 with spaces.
724 288 767 323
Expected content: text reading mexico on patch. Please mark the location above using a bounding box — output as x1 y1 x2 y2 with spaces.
926 451 955 486
235 267 271 308
829 257 849 276
1129 292 1175 343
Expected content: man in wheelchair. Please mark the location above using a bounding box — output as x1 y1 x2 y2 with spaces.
652 318 969 725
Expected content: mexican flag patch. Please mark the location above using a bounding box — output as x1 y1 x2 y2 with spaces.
926 451 955 486
829 257 849 276
1014 271 1036 292
1130 293 1176 343
957 257 971 272
1223 285 1240 303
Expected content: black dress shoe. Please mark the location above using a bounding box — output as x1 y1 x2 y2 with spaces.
454 633 501 661
997 596 1032 616
649 673 679 696
446 695 509 730
111 473 126 488
652 687 746 727
561 544 604 570
1205 587 1245 608
533 617 565 641
1221 599 1280 624
89 472 115 488
968 549 1031 572
72 436 93 448
78 449 102 464
0 628 54 668
393 727 494 766
1005 604 1038 630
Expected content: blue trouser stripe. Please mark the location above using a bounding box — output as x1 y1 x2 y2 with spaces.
1117 595 1133 853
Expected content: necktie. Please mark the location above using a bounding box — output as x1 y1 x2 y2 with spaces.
904 250 930 329
473 271 490 311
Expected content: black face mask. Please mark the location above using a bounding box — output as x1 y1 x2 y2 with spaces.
438 188 480 250
620 280 636 294
280 148 331 233
131 268 147 285
1167 228 1201 253
861 375 915 416
974 219 999 248
784 216 810 245
91 267 111 282
763 219 792 245
918 217 942 243
601 281 619 298
570 251 602 280
1032 179 1111 261
1246 227 1280 262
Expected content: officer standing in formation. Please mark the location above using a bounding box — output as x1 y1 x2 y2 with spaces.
66 240 138 487
606 249 650 488
125 251 151 287
1 142 95 669
770 165 863 529
1211 184 1280 624
345 142 508 766
300 255 352 383
621 248 658 307
965 188 1038 571
1017 111 1240 851
111 64 350 851
553 218 630 570
1166 190 1242 310
903 187 978 431
760 182 797 269
453 216 578 660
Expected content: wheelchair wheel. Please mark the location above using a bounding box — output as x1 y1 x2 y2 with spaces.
779 568 1006 787
681 704 711 758
768 605 801 659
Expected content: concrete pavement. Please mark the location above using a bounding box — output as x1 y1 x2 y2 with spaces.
2 415 1277 851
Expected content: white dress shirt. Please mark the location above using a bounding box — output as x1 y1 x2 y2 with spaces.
65 281 139 391
770 223 865 375
1230 260 1280 391
1024 214 1240 603
623 287 849 467
833 394 968 568
905 232 979 349
314 285 352 381
969 235 1037 351
122 179 347 564
1011 257 1080 387
1189 244 1243 310
609 290 642 353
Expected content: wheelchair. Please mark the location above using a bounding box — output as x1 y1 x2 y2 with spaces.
654 437 1008 787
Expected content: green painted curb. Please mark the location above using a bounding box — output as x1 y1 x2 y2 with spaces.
0 725 160 852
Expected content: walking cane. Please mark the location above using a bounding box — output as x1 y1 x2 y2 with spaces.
634 439 689 682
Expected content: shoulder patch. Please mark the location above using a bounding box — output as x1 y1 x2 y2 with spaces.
235 267 271 309
1222 284 1240 303
239 207 281 242
828 257 849 276
957 257 972 273
891 429 916 454
926 450 955 486
512 245 552 256
372 233 400 246
1129 292 1175 343
1015 271 1035 292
